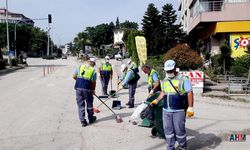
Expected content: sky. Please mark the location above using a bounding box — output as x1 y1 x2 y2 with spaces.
1 0 178 45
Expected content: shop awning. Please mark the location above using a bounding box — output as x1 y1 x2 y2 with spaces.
215 21 250 33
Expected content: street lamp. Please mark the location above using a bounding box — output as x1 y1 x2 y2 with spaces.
14 20 25 57
5 0 11 66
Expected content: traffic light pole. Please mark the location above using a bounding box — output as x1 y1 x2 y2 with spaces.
47 25 50 56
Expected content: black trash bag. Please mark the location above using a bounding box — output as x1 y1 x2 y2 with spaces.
140 104 155 121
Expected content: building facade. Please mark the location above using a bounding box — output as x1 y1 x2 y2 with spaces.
0 8 34 26
179 0 250 58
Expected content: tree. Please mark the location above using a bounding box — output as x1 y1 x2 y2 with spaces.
220 40 232 75
161 3 187 52
127 29 141 63
246 44 250 84
142 3 165 55
30 27 49 57
85 23 114 48
73 32 89 54
115 17 120 29
120 20 138 29
164 44 203 70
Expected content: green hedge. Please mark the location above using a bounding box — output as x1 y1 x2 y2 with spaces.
0 59 6 70
230 55 249 77
42 55 55 60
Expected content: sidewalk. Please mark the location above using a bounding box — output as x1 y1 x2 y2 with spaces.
0 65 26 75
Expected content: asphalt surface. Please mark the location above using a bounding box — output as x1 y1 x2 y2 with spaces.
0 57 249 150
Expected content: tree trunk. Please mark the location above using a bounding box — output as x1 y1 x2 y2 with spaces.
0 49 3 60
247 66 250 84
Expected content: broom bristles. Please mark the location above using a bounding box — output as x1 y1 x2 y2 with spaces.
93 107 100 113
115 115 123 123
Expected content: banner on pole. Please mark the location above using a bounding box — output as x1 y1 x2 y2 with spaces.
135 36 147 65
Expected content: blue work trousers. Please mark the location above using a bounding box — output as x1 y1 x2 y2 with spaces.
100 76 110 95
163 110 187 150
75 89 94 122
128 82 137 106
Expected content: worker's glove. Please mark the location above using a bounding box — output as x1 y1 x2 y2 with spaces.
110 75 113 80
150 99 158 105
186 107 194 117
92 90 95 95
118 85 124 91
149 90 154 97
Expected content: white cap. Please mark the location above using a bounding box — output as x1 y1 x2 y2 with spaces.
89 57 96 63
105 56 110 59
120 64 126 72
164 60 176 71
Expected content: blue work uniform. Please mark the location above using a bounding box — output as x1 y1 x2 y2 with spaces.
73 64 97 123
161 73 192 150
100 62 112 95
129 61 139 73
122 69 137 107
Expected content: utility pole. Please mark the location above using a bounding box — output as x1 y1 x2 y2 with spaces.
47 14 52 56
5 0 11 66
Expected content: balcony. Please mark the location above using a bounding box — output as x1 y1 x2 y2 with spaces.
189 0 250 33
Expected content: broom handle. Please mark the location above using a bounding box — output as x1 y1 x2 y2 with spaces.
94 93 117 115
96 88 122 108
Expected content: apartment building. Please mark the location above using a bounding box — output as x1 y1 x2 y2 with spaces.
179 0 250 58
0 8 34 26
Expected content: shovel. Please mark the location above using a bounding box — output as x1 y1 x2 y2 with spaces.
93 93 123 123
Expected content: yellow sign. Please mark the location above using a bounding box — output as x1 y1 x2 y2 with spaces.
135 36 147 65
230 33 249 58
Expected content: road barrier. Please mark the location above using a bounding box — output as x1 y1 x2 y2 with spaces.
43 64 55 77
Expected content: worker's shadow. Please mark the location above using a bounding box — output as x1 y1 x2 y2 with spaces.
186 128 222 150
144 128 222 150
95 112 132 123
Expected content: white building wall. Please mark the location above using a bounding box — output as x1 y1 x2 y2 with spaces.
114 30 124 44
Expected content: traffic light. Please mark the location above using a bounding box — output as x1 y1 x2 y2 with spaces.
48 14 52 23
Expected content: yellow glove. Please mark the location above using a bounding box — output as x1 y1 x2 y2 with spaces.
186 107 194 117
149 90 154 97
151 99 158 105
119 85 124 90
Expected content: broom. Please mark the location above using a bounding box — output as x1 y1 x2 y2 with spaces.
93 93 123 123
93 88 122 113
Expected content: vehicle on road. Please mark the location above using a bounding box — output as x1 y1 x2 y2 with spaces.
115 53 122 61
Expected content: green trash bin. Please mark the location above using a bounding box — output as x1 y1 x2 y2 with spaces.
140 92 165 138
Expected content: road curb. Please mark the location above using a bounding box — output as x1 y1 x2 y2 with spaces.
0 65 25 76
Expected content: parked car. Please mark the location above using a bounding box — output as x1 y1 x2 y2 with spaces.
115 53 122 61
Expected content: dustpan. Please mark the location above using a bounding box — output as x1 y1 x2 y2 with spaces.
112 100 121 110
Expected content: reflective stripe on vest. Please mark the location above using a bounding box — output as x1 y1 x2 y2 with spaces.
148 69 159 87
131 62 138 69
77 64 94 81
101 63 112 71
162 75 186 109
128 69 135 80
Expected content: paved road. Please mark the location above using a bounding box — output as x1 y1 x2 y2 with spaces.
0 57 249 150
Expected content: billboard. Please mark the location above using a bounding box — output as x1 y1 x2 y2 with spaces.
135 36 147 65
180 71 204 94
230 33 249 58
